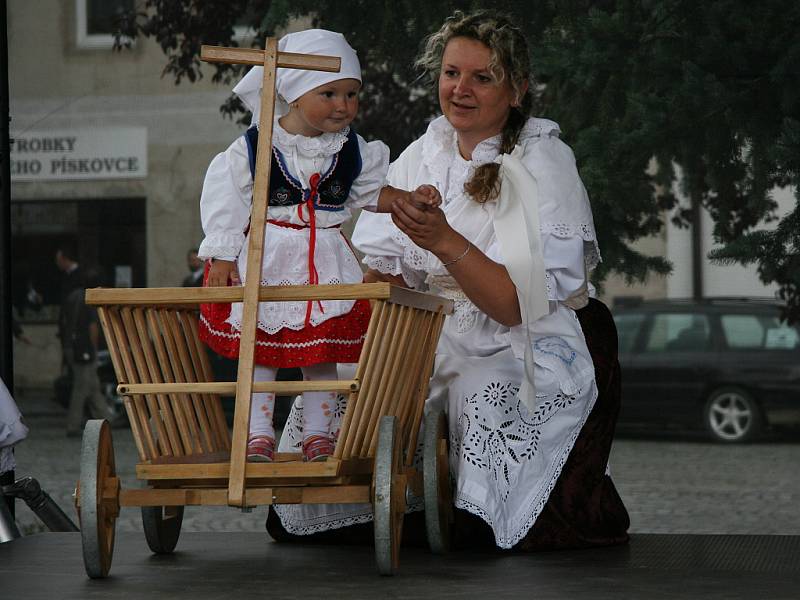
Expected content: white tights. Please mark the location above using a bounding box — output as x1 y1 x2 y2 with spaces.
248 362 338 441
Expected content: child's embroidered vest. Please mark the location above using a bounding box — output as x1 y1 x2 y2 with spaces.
243 126 363 212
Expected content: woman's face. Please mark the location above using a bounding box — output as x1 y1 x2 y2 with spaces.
438 37 518 149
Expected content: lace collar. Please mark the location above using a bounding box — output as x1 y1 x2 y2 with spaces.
421 115 561 188
270 117 350 158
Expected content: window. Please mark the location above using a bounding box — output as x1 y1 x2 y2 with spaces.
644 313 711 353
721 313 799 350
614 313 646 353
76 0 134 50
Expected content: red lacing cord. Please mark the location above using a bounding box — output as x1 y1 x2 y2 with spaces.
297 172 324 327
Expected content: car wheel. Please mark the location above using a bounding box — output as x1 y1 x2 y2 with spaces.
703 387 762 443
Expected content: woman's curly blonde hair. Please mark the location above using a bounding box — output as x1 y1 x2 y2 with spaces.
416 10 533 203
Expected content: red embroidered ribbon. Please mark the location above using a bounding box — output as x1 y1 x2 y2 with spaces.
297 172 324 327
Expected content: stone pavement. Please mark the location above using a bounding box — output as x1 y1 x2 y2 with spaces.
6 386 800 536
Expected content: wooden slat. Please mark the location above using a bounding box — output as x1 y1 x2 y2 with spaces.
200 45 342 73
334 300 384 459
157 309 205 454
350 301 400 457
121 308 169 457
138 458 340 480
118 380 357 396
184 312 231 450
85 283 392 306
97 307 146 461
339 300 392 458
163 310 216 454
405 311 446 464
143 310 186 456
131 308 175 457
364 305 415 455
228 37 279 508
182 311 227 452
388 286 454 314
147 309 195 455
391 309 436 460
112 308 158 460
120 485 370 507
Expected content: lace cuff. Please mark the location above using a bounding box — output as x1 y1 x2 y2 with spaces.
540 222 601 270
198 232 245 260
363 255 426 289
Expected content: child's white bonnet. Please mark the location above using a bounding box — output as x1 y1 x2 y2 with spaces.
233 29 361 125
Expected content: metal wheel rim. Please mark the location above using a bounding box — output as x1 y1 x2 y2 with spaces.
373 415 400 576
142 505 184 554
708 391 753 441
423 409 452 553
79 419 116 578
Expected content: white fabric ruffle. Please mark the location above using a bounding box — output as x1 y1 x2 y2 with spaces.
198 118 389 261
226 224 362 333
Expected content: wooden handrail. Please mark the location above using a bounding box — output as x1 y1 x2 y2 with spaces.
85 283 392 306
85 283 454 314
200 45 341 72
117 380 359 396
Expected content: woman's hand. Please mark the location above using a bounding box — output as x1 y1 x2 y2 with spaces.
206 259 240 287
391 195 522 327
390 197 462 258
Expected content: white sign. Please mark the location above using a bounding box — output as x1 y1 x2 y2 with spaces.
10 127 148 181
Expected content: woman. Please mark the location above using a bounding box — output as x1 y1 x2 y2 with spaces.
271 10 629 550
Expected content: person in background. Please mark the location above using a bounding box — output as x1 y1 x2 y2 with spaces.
182 248 204 287
61 268 114 437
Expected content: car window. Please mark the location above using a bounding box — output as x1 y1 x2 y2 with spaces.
614 313 646 353
721 313 800 350
644 313 711 352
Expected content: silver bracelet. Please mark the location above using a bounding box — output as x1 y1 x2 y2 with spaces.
441 241 471 267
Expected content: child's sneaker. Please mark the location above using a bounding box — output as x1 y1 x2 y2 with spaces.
247 435 275 462
302 435 334 462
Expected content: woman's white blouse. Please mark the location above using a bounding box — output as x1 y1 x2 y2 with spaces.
353 115 600 307
198 118 390 261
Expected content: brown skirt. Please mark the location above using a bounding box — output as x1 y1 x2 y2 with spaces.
267 297 630 551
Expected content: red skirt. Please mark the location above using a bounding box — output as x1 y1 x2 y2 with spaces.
198 274 371 369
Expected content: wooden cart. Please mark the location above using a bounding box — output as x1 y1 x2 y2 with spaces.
73 39 454 578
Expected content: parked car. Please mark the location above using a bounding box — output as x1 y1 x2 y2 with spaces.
612 297 800 442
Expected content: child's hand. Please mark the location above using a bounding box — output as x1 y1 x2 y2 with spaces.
410 184 442 210
207 259 240 287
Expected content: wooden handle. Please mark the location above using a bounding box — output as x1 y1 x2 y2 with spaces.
200 45 341 73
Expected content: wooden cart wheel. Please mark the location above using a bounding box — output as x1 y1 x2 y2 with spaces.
78 419 119 579
373 415 405 576
142 505 184 554
423 409 453 553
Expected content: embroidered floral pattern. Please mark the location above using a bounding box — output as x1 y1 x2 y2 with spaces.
456 381 577 503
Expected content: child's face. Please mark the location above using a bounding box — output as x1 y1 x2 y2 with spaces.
289 78 361 136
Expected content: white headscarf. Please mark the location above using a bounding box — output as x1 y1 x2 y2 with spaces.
232 29 361 125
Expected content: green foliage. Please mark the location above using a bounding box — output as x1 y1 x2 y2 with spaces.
116 1 800 320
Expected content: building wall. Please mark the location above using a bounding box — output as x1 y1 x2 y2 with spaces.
601 178 796 307
7 0 263 388
9 1 244 289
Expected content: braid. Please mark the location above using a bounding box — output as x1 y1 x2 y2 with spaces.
464 108 527 203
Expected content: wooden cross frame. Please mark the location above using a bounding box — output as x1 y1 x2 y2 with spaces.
200 40 341 507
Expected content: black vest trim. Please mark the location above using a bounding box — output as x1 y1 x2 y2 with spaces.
244 127 363 212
